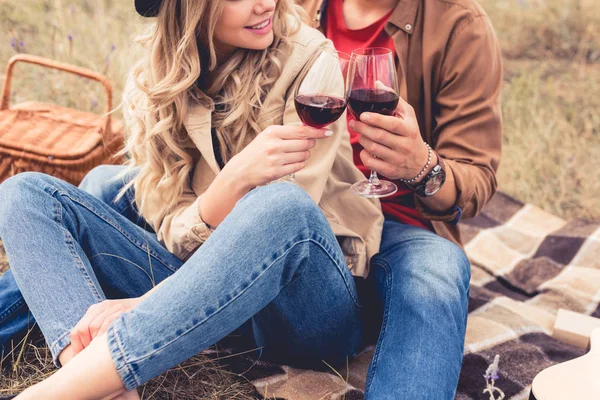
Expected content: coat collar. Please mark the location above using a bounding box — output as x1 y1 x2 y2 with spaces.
387 0 420 36
182 102 221 175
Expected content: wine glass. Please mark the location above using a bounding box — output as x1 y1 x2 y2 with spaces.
294 49 348 129
290 49 349 182
347 47 399 198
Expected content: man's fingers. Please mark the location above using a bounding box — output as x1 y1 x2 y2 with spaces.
360 150 395 177
358 135 397 162
358 111 411 137
394 94 414 118
350 120 398 148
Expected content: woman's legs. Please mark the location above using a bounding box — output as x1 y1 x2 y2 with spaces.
363 220 471 400
0 172 183 366
0 165 140 361
105 182 362 389
3 177 362 398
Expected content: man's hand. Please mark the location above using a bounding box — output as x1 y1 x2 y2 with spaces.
349 95 432 182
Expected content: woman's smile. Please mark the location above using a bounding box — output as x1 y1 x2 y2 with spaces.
244 17 272 34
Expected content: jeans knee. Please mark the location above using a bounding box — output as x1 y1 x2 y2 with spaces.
238 183 324 231
375 235 470 307
0 171 49 214
432 240 470 292
425 240 469 303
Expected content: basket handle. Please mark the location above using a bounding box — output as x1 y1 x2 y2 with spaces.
1 54 113 138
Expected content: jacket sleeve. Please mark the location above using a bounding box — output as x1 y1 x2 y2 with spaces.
416 15 503 222
149 180 212 261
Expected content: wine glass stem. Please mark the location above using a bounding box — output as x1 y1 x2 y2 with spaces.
368 170 380 186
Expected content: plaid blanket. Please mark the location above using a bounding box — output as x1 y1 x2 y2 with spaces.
1 192 599 399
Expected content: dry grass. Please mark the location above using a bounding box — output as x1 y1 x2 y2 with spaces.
0 241 261 399
1 340 262 399
498 59 599 220
1 0 597 220
0 0 598 397
479 0 600 221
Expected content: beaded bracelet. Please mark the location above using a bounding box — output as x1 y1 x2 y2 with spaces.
399 143 432 184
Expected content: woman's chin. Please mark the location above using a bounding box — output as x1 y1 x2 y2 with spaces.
240 33 275 51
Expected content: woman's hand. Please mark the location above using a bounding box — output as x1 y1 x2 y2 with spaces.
70 298 142 356
222 124 333 190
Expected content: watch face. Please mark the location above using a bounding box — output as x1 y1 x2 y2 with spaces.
424 174 443 196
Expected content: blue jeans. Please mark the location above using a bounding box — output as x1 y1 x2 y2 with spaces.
0 167 152 361
0 171 363 376
0 166 470 399
364 221 470 399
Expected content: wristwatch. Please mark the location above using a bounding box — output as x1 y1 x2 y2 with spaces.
407 152 446 197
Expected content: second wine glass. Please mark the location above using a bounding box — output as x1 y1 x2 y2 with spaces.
347 47 399 198
294 49 348 129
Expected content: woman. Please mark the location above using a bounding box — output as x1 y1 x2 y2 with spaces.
0 0 383 398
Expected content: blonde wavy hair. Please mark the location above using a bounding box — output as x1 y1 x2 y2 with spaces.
118 0 304 220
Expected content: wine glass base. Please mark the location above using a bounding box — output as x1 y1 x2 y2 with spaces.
351 180 398 198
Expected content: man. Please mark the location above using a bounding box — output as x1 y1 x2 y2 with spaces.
298 0 502 398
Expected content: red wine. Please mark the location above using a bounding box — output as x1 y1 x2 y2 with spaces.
347 88 399 119
294 94 347 129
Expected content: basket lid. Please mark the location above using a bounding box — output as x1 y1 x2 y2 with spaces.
0 103 108 160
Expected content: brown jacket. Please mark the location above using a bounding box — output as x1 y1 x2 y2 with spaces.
301 0 503 246
143 22 384 278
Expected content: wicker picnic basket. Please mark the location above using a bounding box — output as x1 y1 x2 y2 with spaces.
0 54 125 186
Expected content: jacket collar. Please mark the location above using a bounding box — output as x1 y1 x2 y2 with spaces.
387 0 420 36
182 102 221 175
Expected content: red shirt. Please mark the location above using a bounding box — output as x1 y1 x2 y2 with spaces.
325 0 431 230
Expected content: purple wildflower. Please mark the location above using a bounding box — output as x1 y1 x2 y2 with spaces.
111 44 116 52
10 38 17 49
483 355 504 400
19 41 24 48
68 34 73 42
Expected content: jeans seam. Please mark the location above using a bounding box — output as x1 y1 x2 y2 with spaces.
56 195 103 303
364 260 392 396
55 190 177 274
111 325 140 390
0 298 27 323
49 330 72 367
124 236 355 365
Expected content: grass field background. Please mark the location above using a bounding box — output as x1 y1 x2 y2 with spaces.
1 0 599 220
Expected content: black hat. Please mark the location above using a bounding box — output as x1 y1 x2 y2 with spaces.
135 0 163 17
